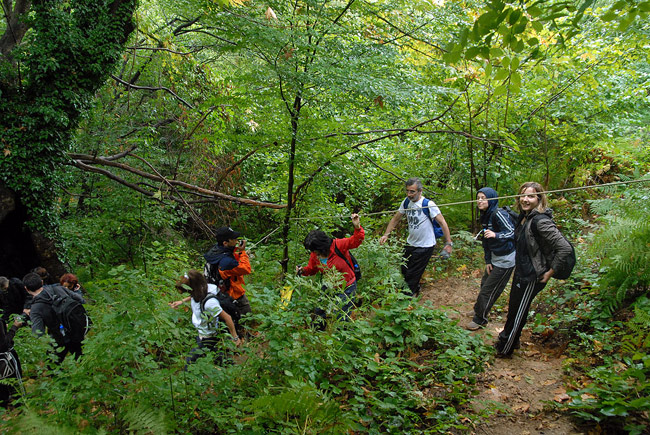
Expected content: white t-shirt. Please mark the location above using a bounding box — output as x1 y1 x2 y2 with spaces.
190 284 223 337
398 197 440 248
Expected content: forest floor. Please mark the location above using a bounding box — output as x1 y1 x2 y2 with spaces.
419 272 588 435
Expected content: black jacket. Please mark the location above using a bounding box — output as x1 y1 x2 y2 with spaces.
30 285 85 346
516 209 573 281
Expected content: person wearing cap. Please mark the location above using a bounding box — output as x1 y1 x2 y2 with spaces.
170 227 252 319
203 227 252 316
379 177 453 297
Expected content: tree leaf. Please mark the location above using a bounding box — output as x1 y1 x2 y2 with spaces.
494 68 509 80
508 9 522 25
265 7 278 20
493 84 508 96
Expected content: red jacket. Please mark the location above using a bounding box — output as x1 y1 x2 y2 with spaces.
302 227 365 287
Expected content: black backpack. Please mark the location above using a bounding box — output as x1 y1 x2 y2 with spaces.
531 215 576 280
204 261 232 294
47 285 91 343
333 242 361 281
200 293 241 333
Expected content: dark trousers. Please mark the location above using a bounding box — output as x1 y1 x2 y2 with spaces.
313 281 358 330
56 341 83 364
473 266 514 326
495 275 546 356
401 246 434 296
185 336 225 369
236 294 252 316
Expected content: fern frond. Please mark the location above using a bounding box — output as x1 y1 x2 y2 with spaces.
124 405 168 434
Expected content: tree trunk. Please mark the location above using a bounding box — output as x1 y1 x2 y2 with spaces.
280 96 302 276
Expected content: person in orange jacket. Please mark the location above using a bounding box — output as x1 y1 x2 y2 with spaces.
202 227 252 317
170 227 252 328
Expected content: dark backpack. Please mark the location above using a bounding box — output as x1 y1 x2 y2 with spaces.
500 206 519 227
47 285 91 343
402 198 444 239
531 215 576 280
333 242 361 281
204 261 232 295
200 293 241 333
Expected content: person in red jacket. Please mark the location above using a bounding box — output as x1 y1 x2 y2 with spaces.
297 214 364 322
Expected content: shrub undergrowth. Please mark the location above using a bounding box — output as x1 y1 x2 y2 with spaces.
3 239 490 433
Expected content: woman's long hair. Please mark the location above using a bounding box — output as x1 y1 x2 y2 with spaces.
175 269 208 303
516 181 548 214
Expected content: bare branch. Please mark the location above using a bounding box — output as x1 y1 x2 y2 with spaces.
69 152 286 209
126 46 203 56
110 74 194 109
215 141 278 187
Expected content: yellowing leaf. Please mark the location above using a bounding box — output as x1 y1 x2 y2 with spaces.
3 148 10 156
265 7 277 20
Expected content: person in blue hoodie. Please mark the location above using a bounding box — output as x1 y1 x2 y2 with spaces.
466 187 516 331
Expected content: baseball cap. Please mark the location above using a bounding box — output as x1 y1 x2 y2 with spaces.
215 226 241 244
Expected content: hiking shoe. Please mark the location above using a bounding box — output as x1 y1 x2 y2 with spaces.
466 321 483 331
464 310 475 317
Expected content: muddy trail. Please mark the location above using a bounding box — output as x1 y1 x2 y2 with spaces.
419 274 586 435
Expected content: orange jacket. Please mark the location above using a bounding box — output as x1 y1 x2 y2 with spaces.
219 250 251 299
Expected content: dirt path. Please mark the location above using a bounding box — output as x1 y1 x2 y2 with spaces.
420 273 585 434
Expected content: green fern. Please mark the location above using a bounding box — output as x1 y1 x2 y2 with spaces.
124 405 168 434
590 180 650 314
12 409 77 434
250 383 352 433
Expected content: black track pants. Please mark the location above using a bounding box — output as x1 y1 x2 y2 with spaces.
472 265 514 326
495 275 546 356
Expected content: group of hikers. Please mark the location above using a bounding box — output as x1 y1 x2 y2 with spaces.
0 268 89 405
168 176 574 368
0 176 575 403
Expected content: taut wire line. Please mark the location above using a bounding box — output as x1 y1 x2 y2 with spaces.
289 178 650 221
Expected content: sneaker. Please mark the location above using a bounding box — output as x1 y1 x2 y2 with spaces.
464 310 475 317
466 321 483 331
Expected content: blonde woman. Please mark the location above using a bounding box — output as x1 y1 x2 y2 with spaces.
494 182 573 357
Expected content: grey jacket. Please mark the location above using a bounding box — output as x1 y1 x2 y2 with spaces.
522 209 573 279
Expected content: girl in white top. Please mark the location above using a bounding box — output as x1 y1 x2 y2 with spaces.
175 270 241 367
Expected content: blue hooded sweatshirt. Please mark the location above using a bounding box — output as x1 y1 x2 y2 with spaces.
478 187 516 264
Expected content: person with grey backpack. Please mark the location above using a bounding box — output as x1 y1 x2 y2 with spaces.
23 272 89 363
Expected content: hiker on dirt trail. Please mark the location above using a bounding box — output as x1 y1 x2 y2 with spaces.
297 213 364 322
23 272 87 362
176 270 241 368
379 177 453 297
494 182 574 358
203 227 253 318
22 266 55 315
466 187 516 331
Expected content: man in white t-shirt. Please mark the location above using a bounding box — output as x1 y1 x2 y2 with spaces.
380 177 453 296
